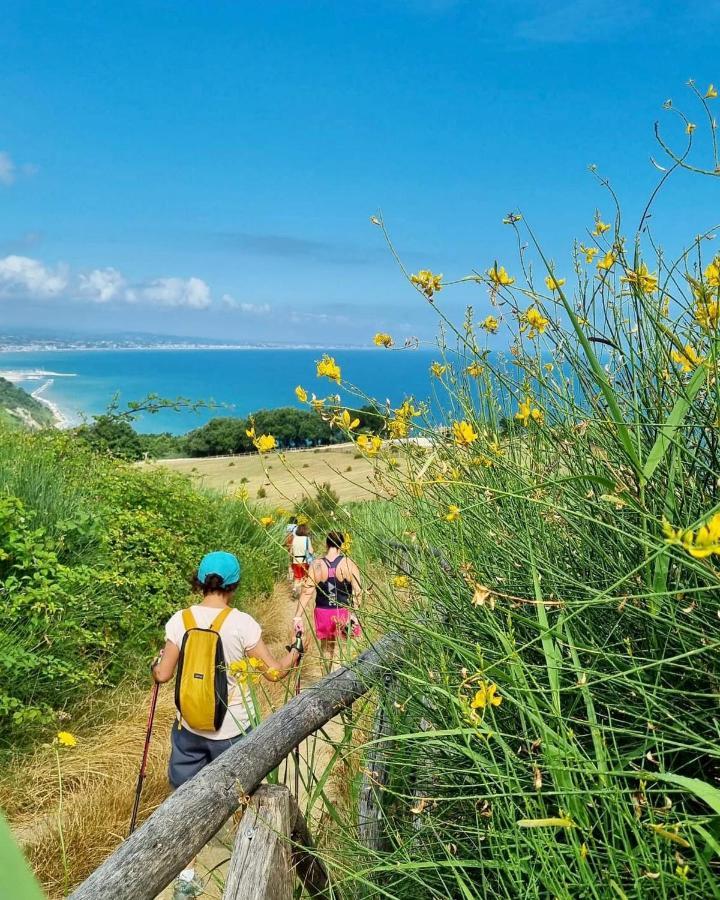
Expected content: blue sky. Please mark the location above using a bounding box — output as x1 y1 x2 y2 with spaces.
1 0 719 344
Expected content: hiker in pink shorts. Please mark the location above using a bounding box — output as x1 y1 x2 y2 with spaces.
293 531 361 667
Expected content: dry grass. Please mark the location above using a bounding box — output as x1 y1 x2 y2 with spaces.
152 444 379 503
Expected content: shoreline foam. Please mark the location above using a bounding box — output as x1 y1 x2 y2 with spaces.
30 380 71 430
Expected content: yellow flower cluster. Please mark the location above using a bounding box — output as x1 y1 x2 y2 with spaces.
357 434 382 456
229 656 266 685
515 397 544 426
392 574 409 589
452 420 478 447
246 424 277 453
663 513 720 559
593 218 611 236
430 362 447 377
333 409 360 431
670 344 704 373
410 269 443 299
481 315 499 333
466 361 484 377
445 504 461 522
579 245 598 264
622 263 658 293
522 306 549 338
388 399 420 439
470 681 502 710
487 264 515 286
295 385 308 403
373 332 394 348
545 275 565 292
57 731 77 748
597 251 616 272
316 354 342 382
259 515 274 528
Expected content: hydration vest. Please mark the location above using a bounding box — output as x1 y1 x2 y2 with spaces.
316 555 353 609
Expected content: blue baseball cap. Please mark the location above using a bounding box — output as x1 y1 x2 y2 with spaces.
197 551 241 587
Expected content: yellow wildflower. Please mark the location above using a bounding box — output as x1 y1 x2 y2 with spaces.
515 397 543 427
452 420 478 447
670 344 704 373
579 245 599 264
259 515 274 527
543 362 554 372
466 361 484 377
487 264 515 286
597 250 616 271
545 275 566 292
392 574 409 589
622 263 658 293
663 513 720 559
57 731 77 748
336 409 361 431
704 256 720 286
580 843 589 861
676 864 690 880
488 438 503 455
470 681 502 709
686 122 696 135
357 434 382 456
265 668 281 681
310 395 325 412
373 332 394 348
430 362 447 377
388 417 410 439
445 504 461 522
593 219 611 236
295 385 308 403
706 84 718 99
523 306 549 338
316 354 342 382
254 434 277 453
695 297 720 331
410 269 443 299
245 425 255 439
341 532 352 553
481 315 499 333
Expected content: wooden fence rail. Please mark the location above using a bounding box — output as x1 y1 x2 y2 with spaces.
69 632 401 900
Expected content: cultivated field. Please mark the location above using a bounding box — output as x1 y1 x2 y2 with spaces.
154 444 378 503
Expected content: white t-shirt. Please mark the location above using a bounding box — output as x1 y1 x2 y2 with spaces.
165 605 262 740
291 534 313 561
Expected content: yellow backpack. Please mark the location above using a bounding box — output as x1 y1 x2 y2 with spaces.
175 607 232 731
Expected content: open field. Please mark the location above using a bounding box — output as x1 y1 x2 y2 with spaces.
153 444 379 503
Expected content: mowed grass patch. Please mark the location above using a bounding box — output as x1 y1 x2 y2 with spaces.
153 444 379 503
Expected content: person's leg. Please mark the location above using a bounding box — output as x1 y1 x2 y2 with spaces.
168 724 211 897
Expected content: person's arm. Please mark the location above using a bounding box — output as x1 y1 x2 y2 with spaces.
152 639 180 683
343 558 363 607
293 559 320 634
245 637 301 681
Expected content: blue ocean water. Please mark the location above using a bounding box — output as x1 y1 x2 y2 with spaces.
0 348 440 434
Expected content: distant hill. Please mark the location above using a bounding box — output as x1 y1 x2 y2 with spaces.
0 377 54 429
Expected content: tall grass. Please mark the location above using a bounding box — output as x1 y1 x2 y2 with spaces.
302 87 720 897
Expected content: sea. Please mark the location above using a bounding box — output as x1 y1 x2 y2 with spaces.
0 348 443 435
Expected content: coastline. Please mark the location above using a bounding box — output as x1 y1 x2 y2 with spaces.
30 380 71 430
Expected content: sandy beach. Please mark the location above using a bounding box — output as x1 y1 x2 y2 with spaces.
30 379 71 429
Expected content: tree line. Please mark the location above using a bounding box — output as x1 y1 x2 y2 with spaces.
75 405 386 461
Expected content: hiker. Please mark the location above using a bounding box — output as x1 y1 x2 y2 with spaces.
290 523 314 599
293 531 361 667
151 550 302 899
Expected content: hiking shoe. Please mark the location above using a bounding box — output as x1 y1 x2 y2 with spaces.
172 875 204 898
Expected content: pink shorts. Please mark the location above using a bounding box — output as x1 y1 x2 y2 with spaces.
313 606 361 640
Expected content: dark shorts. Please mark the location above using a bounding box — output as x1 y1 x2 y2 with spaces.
168 720 249 788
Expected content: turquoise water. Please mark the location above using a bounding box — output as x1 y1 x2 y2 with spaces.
0 348 439 434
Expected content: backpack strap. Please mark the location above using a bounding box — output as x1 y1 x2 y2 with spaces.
210 607 233 633
182 608 197 632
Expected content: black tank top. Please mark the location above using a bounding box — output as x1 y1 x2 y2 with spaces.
316 555 353 609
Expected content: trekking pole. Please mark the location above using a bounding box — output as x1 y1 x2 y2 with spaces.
286 630 304 802
128 679 160 836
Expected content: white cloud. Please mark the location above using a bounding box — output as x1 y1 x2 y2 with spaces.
128 276 211 309
78 267 126 303
0 255 68 297
0 152 16 186
222 294 271 315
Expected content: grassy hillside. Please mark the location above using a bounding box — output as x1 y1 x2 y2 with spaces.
0 429 285 750
0 377 54 429
155 443 378 502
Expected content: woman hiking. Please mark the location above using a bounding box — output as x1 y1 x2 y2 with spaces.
289 522 314 599
293 531 361 668
152 550 302 899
